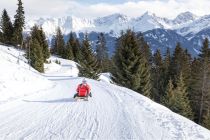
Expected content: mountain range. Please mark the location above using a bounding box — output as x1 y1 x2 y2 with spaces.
25 11 210 56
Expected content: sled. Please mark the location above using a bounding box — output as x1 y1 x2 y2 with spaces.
75 96 88 101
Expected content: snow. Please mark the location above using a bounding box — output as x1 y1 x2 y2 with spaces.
193 48 201 54
0 45 52 104
25 12 198 38
99 73 112 83
0 45 210 139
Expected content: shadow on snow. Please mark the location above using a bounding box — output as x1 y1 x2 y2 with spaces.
23 98 75 103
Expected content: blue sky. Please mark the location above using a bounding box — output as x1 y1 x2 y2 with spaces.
0 0 209 20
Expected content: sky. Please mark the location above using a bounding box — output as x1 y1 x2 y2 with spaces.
1 0 210 20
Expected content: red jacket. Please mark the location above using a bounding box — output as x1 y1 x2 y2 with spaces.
76 83 91 97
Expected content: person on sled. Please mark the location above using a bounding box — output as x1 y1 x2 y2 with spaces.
73 79 92 98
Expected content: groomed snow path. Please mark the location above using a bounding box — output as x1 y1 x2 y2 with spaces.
0 46 210 140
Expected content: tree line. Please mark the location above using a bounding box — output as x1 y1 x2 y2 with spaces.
0 0 24 46
0 0 209 130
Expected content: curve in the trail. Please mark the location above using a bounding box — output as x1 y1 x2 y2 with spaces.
0 74 143 140
0 73 210 140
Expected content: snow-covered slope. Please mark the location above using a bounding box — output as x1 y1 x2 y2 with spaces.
0 45 52 104
176 14 210 38
0 45 210 139
143 29 197 56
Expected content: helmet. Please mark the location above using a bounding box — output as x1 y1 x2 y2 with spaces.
82 78 87 84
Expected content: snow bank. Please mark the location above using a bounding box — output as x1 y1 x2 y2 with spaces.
44 56 79 77
0 45 52 103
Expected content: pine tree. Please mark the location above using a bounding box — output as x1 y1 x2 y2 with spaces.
74 39 82 62
190 38 210 124
137 33 152 63
0 31 3 42
202 108 210 130
139 56 152 97
175 73 194 119
169 43 192 91
112 30 152 97
68 32 82 62
38 27 50 62
52 27 65 56
162 48 171 96
26 25 47 72
13 0 25 46
163 74 193 120
64 42 74 60
112 30 141 90
50 35 56 54
28 38 44 72
30 25 49 62
162 79 175 109
96 33 109 72
79 33 100 79
0 9 13 44
170 42 184 86
152 49 164 101
181 49 192 89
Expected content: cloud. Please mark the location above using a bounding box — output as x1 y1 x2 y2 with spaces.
0 0 210 20
64 0 210 19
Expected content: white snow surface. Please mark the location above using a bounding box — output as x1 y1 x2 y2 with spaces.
0 45 210 140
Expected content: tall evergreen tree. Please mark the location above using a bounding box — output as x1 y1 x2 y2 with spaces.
51 27 65 56
68 32 82 62
64 42 74 60
0 31 3 42
13 0 25 45
79 33 100 79
30 25 49 62
170 42 184 86
190 38 210 124
137 33 152 63
112 30 152 97
139 56 152 97
50 35 56 53
162 48 171 96
26 25 48 72
162 79 175 109
169 43 192 90
96 33 109 72
0 9 13 44
202 108 210 130
164 74 193 120
112 30 141 91
74 39 82 62
28 38 44 72
39 27 50 62
175 73 194 119
152 49 164 101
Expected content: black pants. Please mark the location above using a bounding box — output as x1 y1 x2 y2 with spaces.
74 92 92 98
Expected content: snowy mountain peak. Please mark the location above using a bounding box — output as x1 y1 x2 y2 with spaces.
94 13 129 26
174 11 198 24
141 11 156 18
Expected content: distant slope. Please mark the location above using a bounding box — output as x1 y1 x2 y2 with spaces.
143 29 197 56
0 45 210 139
